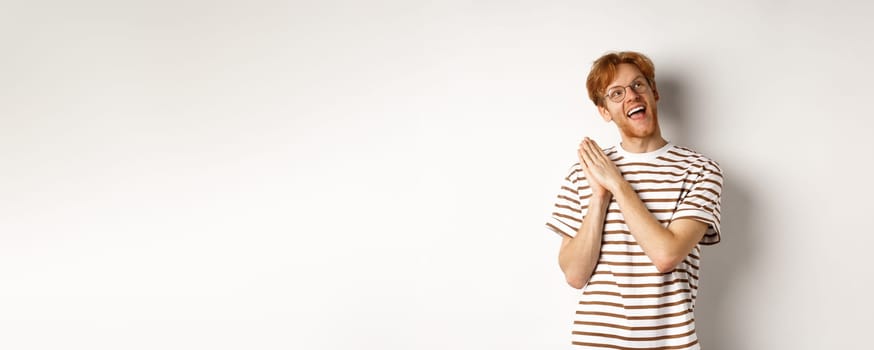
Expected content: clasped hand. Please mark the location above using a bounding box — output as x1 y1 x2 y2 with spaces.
577 137 624 197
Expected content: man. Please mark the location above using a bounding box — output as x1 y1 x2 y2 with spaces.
545 51 723 349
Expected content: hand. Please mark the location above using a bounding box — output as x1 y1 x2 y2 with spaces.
577 138 609 198
578 137 624 194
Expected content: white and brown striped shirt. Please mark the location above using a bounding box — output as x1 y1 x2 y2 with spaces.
546 143 723 350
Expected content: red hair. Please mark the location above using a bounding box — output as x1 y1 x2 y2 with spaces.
586 51 656 107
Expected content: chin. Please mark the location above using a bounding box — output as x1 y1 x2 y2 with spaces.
627 118 659 137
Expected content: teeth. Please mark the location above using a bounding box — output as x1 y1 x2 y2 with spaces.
627 106 645 116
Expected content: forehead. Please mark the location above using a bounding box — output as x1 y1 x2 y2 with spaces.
607 63 645 87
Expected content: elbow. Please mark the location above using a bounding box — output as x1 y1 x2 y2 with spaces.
565 273 587 289
652 255 684 274
654 262 677 274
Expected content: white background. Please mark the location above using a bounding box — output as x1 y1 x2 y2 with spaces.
2 1 873 349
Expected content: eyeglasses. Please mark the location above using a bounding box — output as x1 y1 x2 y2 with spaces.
604 80 651 103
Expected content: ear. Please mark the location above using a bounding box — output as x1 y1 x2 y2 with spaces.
651 81 660 101
597 105 612 122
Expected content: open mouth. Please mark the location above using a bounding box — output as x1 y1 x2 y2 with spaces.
626 106 646 119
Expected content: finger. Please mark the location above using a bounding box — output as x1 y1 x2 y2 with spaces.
587 139 607 159
578 139 591 159
579 145 594 169
576 142 586 166
584 138 598 155
577 146 588 167
583 138 603 165
577 149 598 186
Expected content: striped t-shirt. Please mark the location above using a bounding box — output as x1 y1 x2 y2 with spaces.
545 143 723 350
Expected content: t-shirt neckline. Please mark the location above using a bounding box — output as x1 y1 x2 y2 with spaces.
614 141 674 161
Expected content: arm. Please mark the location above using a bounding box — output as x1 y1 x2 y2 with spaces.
579 138 708 273
556 139 617 289
610 182 708 272
558 193 611 289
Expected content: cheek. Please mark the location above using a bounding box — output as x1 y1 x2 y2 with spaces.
604 108 621 122
611 107 625 119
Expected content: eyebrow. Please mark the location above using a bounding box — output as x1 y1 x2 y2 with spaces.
607 75 645 89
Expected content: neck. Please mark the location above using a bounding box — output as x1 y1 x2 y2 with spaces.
619 135 668 153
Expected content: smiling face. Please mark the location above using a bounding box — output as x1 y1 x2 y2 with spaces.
597 63 662 142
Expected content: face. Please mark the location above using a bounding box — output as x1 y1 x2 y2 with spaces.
597 63 661 141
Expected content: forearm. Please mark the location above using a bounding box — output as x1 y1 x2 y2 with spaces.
559 195 611 289
611 181 688 272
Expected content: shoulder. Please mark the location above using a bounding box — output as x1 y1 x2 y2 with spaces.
603 145 621 161
667 145 723 175
563 162 583 182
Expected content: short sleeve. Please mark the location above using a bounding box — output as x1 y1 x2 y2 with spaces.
545 164 589 239
671 161 724 245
